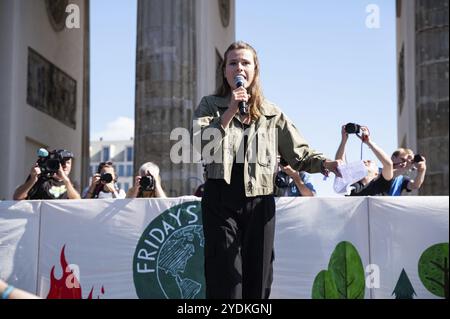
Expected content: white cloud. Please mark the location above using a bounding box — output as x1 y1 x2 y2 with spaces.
92 117 134 141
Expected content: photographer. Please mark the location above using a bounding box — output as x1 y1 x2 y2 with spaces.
126 162 167 198
83 162 126 199
13 149 81 200
388 148 427 195
274 156 316 197
335 124 393 196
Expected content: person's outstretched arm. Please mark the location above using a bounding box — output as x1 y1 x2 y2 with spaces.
278 113 342 177
281 166 315 196
358 127 393 181
335 125 348 162
0 279 40 299
294 174 315 197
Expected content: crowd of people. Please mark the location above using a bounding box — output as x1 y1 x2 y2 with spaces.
12 158 167 201
8 141 426 204
11 126 426 202
11 134 426 202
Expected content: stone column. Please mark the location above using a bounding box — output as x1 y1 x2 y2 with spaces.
135 0 197 196
415 0 449 195
81 0 90 192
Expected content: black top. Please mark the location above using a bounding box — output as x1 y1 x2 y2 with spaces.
230 123 250 195
27 176 68 200
205 122 250 204
349 174 392 196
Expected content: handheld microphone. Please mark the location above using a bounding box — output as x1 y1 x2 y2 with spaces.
234 75 248 115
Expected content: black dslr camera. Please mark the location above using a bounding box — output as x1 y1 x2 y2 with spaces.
100 173 113 183
345 123 361 134
413 154 424 163
37 148 73 178
140 175 155 192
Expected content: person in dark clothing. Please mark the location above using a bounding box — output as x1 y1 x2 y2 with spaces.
13 149 80 200
192 41 341 299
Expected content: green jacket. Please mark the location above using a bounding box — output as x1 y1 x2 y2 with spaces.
192 95 326 197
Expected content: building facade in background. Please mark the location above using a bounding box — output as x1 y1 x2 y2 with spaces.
396 0 449 195
89 139 134 193
0 0 90 200
134 0 235 197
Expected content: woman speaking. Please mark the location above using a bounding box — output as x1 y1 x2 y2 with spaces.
192 41 341 299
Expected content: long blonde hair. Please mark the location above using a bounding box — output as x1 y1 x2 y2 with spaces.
215 41 264 121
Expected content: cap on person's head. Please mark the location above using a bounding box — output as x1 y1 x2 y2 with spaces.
56 149 74 159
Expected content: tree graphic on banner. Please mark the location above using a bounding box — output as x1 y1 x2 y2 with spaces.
418 243 449 299
312 241 365 299
392 268 416 299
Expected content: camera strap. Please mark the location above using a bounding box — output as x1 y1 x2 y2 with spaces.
360 140 364 161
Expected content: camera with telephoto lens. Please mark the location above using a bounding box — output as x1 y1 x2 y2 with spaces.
139 175 155 192
345 123 361 134
413 154 424 163
37 148 73 178
100 173 113 183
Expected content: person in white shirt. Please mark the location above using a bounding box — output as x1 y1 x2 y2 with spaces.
83 162 126 199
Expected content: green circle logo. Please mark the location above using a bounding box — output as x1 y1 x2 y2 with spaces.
133 201 205 299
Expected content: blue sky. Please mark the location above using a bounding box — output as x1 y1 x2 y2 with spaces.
90 0 137 141
90 0 397 196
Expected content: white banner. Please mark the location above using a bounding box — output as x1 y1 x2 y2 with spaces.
0 201 40 294
273 197 370 298
38 197 203 299
369 197 449 299
0 196 448 299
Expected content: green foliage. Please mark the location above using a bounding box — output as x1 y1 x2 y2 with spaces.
312 270 339 299
312 241 365 299
418 243 449 299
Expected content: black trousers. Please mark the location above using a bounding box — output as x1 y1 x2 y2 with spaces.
201 178 275 299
